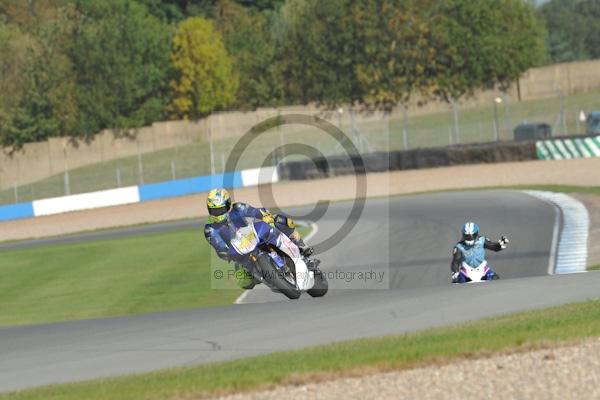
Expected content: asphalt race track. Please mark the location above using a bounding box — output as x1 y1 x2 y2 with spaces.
2 190 599 392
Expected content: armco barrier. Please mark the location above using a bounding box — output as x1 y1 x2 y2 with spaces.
278 141 537 180
33 186 140 217
536 135 600 160
0 202 34 222
0 167 279 223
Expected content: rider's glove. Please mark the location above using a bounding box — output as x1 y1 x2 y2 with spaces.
499 235 509 249
300 246 314 257
260 209 275 225
451 271 459 282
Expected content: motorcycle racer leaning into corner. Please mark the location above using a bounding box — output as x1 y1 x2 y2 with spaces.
451 222 509 283
204 188 317 289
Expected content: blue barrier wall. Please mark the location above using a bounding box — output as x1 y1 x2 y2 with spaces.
138 172 243 202
0 202 35 222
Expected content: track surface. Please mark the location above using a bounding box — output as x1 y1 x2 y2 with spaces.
1 190 598 392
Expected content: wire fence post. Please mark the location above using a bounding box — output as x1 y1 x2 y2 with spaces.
493 98 500 142
502 92 510 139
278 109 285 159
14 157 20 203
64 171 70 196
63 141 70 196
450 98 460 144
116 168 122 188
171 160 177 180
209 126 215 175
559 91 567 135
136 137 144 185
402 104 409 150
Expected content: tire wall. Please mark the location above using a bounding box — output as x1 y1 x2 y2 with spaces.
278 141 538 181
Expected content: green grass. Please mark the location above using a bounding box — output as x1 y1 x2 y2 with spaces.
495 184 600 195
3 298 600 400
0 222 314 327
370 184 600 201
2 89 599 205
590 265 600 271
0 228 242 327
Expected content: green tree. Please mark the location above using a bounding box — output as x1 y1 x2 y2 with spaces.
70 0 172 137
169 16 238 118
136 0 284 21
0 4 79 147
276 0 362 106
540 0 600 62
351 0 442 109
431 0 546 102
0 20 30 143
137 0 216 21
215 0 282 109
275 0 446 109
236 0 284 11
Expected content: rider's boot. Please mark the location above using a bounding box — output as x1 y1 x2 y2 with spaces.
292 236 314 257
305 257 321 271
236 263 262 290
451 271 459 283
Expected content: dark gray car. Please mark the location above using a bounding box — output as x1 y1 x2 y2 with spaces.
587 112 600 135
513 123 552 141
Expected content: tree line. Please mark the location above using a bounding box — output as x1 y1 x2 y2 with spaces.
0 0 585 148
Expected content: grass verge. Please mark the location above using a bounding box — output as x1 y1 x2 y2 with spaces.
0 227 241 327
495 184 600 195
0 223 313 327
3 299 600 400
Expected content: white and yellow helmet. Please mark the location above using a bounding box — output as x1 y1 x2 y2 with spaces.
207 188 232 222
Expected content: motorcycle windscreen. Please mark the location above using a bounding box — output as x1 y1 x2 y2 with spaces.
230 224 259 255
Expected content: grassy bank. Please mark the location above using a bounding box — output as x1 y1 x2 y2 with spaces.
0 224 311 327
0 228 241 327
3 298 600 400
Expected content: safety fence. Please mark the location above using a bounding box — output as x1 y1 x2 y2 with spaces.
2 87 600 207
2 134 599 223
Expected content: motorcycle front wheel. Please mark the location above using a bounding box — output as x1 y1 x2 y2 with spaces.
256 253 301 300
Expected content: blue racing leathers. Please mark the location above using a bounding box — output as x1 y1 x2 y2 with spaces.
451 236 503 273
204 202 302 268
204 202 264 260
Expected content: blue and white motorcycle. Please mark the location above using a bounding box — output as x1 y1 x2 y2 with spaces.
229 221 328 299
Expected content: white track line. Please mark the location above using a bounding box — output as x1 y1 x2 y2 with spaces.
302 221 319 243
234 220 318 305
524 191 589 274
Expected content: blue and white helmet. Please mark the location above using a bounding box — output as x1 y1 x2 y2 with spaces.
461 222 479 245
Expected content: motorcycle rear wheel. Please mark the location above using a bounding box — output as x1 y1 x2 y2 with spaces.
307 268 328 297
